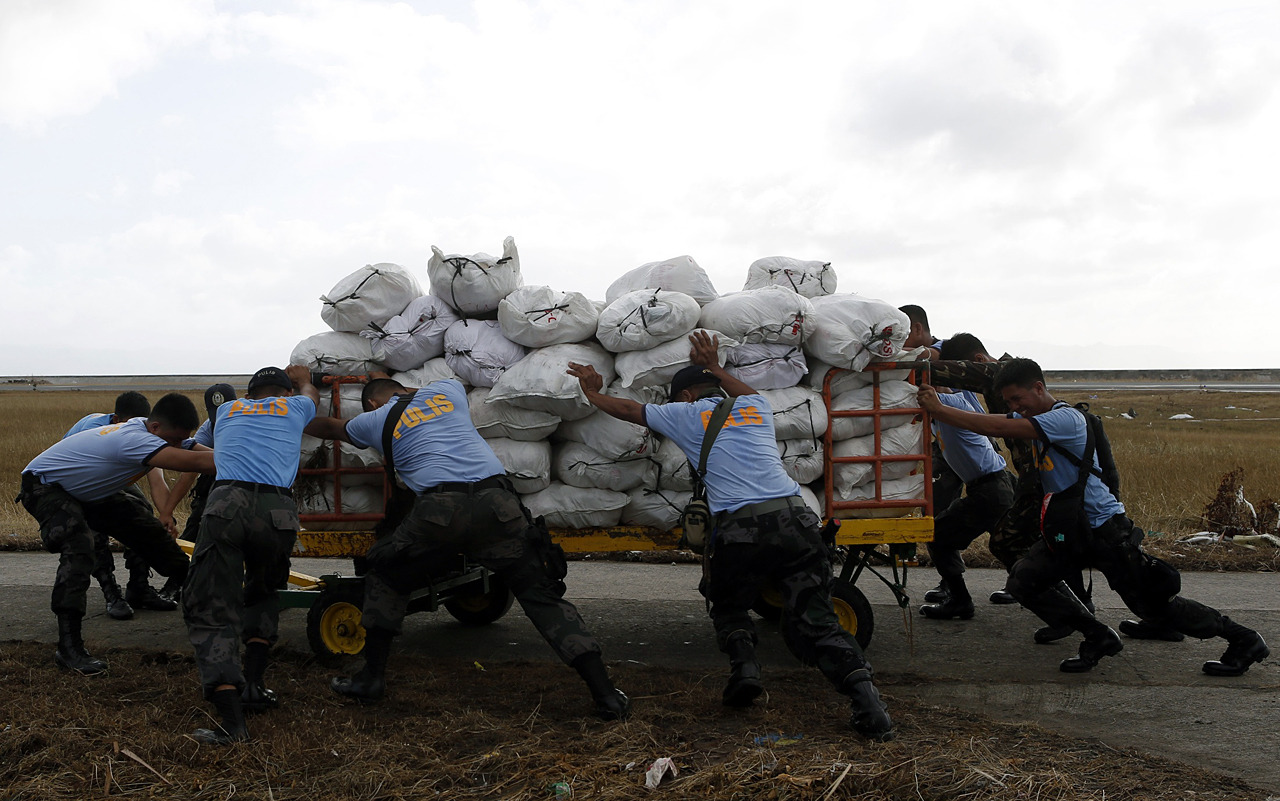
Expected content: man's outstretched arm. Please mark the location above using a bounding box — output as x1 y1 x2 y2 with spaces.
566 362 646 425
918 384 1039 439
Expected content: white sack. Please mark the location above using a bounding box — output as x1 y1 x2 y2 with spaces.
606 383 670 406
779 440 824 485
833 474 926 519
553 442 657 491
613 329 736 389
291 331 379 376
654 436 695 491
487 341 615 421
697 286 816 346
621 487 691 530
596 289 702 353
362 295 460 372
297 480 384 530
320 263 422 333
798 484 824 517
394 358 458 388
829 381 918 440
806 294 910 371
555 411 657 461
724 343 807 391
760 386 827 442
443 319 527 388
605 255 719 305
468 387 560 441
428 236 522 315
497 285 599 347
831 423 925 497
522 482 629 529
743 256 837 298
486 438 551 494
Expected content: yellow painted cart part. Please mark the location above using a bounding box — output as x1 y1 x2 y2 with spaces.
177 537 322 590
834 517 934 546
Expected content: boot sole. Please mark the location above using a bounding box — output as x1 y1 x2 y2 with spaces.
54 653 107 676
1060 638 1123 673
1203 644 1270 677
722 680 764 708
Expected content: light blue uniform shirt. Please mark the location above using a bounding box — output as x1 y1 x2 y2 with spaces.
1026 403 1125 528
193 419 215 448
213 395 317 488
344 380 505 493
643 394 802 515
63 412 112 439
933 390 1006 484
26 418 169 502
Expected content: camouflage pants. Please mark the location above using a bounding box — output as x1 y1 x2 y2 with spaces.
18 473 188 617
179 474 216 543
705 507 869 689
361 484 600 665
182 484 298 698
987 474 1043 570
91 485 154 590
927 470 1016 578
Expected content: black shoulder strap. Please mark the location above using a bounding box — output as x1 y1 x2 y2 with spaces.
380 392 416 479
1046 406 1098 494
690 398 735 501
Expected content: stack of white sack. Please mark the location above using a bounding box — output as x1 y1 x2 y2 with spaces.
487 438 552 494
622 486 691 529
362 295 460 373
605 255 719 305
833 475 927 519
553 442 657 491
393 357 458 389
427 236 522 316
291 331 380 376
760 386 828 442
827 381 919 440
596 289 702 353
805 294 910 372
779 438 825 485
469 386 560 441
830 421 925 498
498 285 599 347
613 329 737 389
486 341 614 421
698 286 816 346
522 483 630 529
443 319 527 388
743 256 837 298
320 263 422 333
805 346 930 394
297 383 385 528
724 343 807 390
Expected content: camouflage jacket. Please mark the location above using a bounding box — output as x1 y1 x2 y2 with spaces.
929 356 1037 480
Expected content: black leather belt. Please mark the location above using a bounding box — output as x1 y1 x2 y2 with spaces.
213 479 293 499
718 495 806 523
967 469 1008 489
421 475 508 495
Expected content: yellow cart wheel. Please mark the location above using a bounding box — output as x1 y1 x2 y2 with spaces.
830 578 874 650
307 582 366 660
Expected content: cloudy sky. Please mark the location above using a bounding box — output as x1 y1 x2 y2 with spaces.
2 0 1277 374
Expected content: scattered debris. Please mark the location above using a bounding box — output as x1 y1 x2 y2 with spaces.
1169 413 1194 420
645 757 678 789
1202 468 1258 538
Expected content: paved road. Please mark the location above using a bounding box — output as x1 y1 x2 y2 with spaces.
2 554 1277 793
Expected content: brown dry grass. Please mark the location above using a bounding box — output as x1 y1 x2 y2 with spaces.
0 642 1267 801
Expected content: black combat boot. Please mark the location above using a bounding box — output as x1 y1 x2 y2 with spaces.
157 575 183 606
920 575 975 620
54 614 108 675
1119 619 1184 642
240 641 279 714
842 668 894 742
330 627 393 703
193 688 249 745
721 630 764 707
1203 618 1270 677
923 580 950 604
100 575 134 621
126 575 178 612
1060 627 1123 672
572 652 630 721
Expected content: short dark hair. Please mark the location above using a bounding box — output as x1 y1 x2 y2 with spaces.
993 358 1044 393
898 304 929 329
362 378 406 412
939 333 988 361
114 391 151 420
150 393 200 432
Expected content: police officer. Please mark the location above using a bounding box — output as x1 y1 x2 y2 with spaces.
182 366 318 745
567 331 894 742
18 393 213 675
304 375 629 720
919 358 1269 676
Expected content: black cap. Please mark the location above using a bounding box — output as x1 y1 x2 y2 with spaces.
247 367 293 394
668 365 720 402
204 383 237 420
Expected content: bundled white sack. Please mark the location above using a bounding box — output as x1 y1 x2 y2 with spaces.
554 442 657 491
654 436 695 491
555 410 656 461
833 474 926 519
697 286 816 346
725 343 807 391
605 255 719 306
291 331 379 376
743 256 837 298
613 329 736 389
428 236 522 315
486 438 551 494
596 289 702 353
468 386 560 441
394 357 458 389
798 484 825 516
320 262 422 333
497 285 599 348
779 439 824 485
522 482 629 529
443 319 527 388
805 347 929 394
622 487 691 530
487 341 614 421
362 295 460 372
606 383 670 406
806 294 910 371
759 386 827 442
831 422 925 497
297 480 384 530
829 381 918 440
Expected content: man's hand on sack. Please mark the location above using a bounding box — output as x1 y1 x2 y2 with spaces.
566 362 605 395
688 330 720 368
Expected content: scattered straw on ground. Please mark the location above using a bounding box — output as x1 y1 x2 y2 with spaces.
0 642 1267 800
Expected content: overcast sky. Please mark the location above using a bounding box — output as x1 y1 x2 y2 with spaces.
2 0 1277 375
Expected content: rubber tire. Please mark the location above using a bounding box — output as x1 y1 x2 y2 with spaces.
830 578 874 651
307 581 367 662
443 576 515 627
